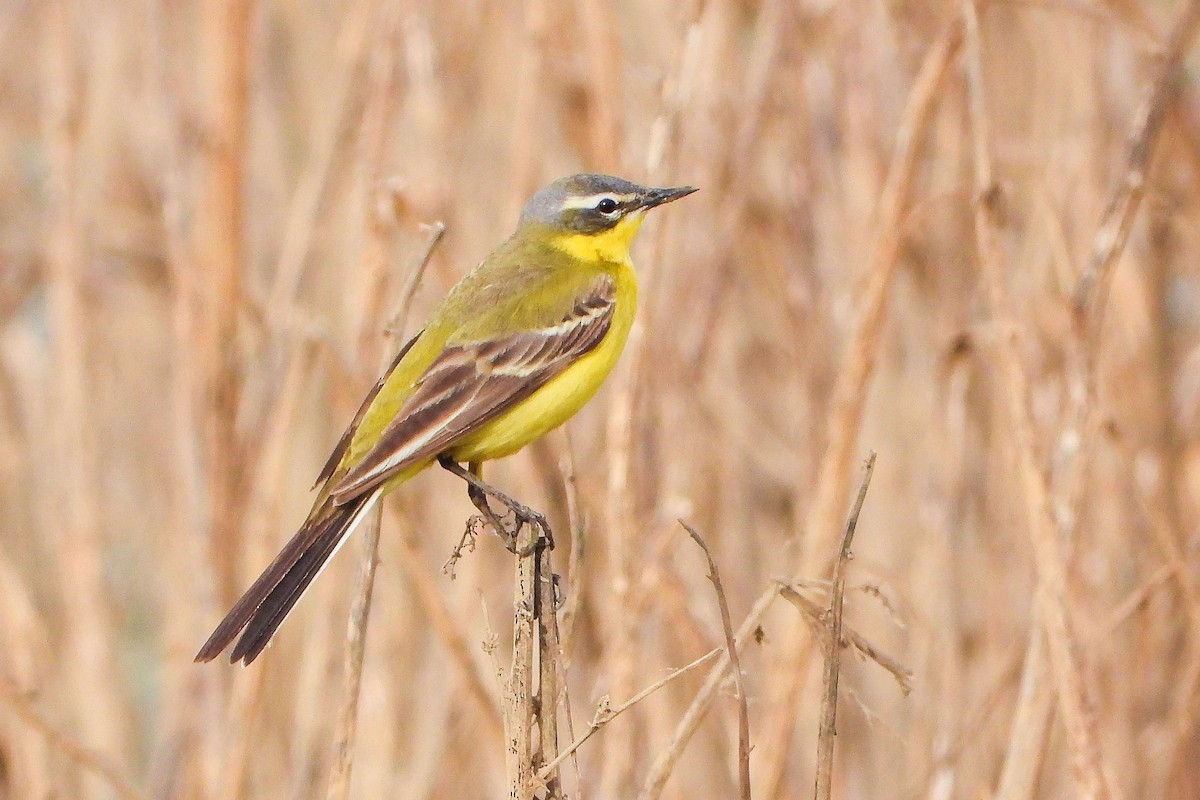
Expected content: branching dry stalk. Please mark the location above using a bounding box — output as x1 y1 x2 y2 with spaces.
993 2 1200 796
638 584 781 800
681 521 751 800
535 648 721 783
814 452 876 800
14 3 1200 797
777 584 912 696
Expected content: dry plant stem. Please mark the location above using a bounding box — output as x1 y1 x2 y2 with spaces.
797 15 963 573
961 3 1110 798
348 0 406 358
814 452 875 800
327 222 442 799
553 436 586 790
198 0 250 602
0 673 143 800
1060 3 1200 793
994 2 1200 796
1072 0 1200 324
506 0 549 214
556 434 585 664
264 0 379 324
638 583 781 800
218 350 317 799
681 521 751 800
153 27 230 789
535 545 563 798
157 59 221 800
323 9 417 791
1057 0 1200 586
759 19 964 797
579 0 622 168
1099 563 1174 637
603 6 703 793
508 536 542 799
995 628 1055 800
384 222 446 338
195 0 251 787
776 585 912 695
392 520 506 749
325 507 382 800
42 0 128 788
1133 467 1200 787
535 648 722 782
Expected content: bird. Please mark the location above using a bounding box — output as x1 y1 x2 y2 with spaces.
195 173 696 665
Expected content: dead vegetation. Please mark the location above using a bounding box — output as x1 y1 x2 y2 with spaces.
3 0 1200 797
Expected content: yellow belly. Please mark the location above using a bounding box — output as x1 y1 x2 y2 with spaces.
445 263 636 464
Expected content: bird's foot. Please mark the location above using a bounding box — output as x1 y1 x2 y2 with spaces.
438 455 555 555
467 481 554 556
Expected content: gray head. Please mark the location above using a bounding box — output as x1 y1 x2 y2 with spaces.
519 174 697 234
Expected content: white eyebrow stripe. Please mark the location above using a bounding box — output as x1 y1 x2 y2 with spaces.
559 192 638 211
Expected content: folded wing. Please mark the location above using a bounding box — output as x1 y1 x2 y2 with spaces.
329 274 616 503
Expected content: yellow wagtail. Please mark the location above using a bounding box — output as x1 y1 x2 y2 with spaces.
196 173 696 664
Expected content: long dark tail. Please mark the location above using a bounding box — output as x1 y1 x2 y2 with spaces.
194 488 380 665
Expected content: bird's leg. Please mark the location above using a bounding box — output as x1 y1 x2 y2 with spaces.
437 455 554 554
464 462 512 548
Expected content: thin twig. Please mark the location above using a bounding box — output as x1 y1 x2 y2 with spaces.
556 432 585 664
637 583 780 800
392 516 506 747
995 628 1054 800
384 221 446 338
814 451 876 800
777 583 912 696
325 506 383 800
1072 0 1200 325
536 648 722 781
681 521 751 800
0 673 143 800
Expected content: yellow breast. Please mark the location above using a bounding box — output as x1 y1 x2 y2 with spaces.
446 260 638 464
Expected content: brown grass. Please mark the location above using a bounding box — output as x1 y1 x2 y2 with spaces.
3 1 1200 797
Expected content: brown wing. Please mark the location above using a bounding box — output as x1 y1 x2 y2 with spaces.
329 276 616 503
311 330 422 490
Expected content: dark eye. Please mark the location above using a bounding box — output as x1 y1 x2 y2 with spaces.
596 198 618 214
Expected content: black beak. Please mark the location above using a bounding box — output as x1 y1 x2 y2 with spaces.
640 185 699 209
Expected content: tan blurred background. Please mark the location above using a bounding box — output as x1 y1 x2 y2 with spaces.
3 0 1200 797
